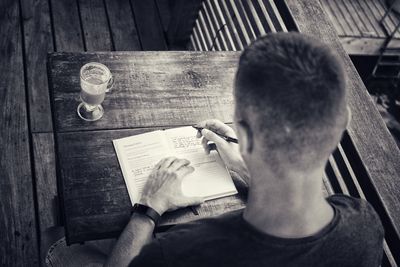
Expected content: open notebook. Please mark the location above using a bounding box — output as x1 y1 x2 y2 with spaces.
113 126 238 205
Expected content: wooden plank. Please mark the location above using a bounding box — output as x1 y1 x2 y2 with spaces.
198 11 214 50
32 133 58 231
104 0 141 51
264 0 287 32
228 0 253 45
190 35 197 50
331 0 358 36
50 0 85 51
372 0 400 39
254 0 277 33
192 26 205 50
284 0 400 248
21 0 34 19
220 0 244 50
56 128 245 243
155 0 171 32
130 0 167 50
327 156 350 195
322 173 334 196
319 0 345 36
319 0 344 36
341 0 375 37
167 0 203 49
239 0 260 40
354 0 386 37
333 0 361 36
335 144 365 197
368 0 397 36
48 51 239 132
202 2 223 50
32 133 58 257
339 36 400 56
0 3 39 266
195 18 209 50
346 0 380 37
22 0 54 132
211 0 237 51
242 0 267 36
78 0 113 51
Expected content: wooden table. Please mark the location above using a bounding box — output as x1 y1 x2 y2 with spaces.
48 51 246 244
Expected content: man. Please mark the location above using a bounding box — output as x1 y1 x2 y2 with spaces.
105 32 384 267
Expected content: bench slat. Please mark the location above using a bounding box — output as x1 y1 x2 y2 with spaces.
0 3 39 265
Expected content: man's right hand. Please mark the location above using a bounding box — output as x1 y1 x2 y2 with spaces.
195 119 250 184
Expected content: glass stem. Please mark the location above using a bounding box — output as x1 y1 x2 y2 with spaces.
84 103 97 112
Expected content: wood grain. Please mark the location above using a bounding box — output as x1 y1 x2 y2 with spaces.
338 36 400 56
50 0 84 51
48 51 239 132
167 0 203 49
130 0 167 50
285 0 400 251
21 0 34 19
78 0 113 51
22 0 54 132
0 3 39 266
57 128 245 244
32 133 58 232
104 0 141 51
155 0 171 32
341 0 371 36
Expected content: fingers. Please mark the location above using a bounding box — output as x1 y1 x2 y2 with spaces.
159 157 176 169
201 136 210 154
154 158 166 170
195 119 236 137
184 196 205 206
201 128 227 147
169 158 190 171
176 165 195 178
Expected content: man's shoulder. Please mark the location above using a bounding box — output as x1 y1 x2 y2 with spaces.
327 194 384 236
328 194 379 217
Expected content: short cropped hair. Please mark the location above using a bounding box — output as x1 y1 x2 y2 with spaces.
235 32 347 171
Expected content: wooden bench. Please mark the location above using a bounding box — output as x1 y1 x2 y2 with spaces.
169 0 400 265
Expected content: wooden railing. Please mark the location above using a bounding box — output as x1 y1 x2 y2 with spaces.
189 0 286 50
167 0 400 265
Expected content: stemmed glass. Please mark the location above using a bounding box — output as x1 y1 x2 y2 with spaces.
77 62 114 121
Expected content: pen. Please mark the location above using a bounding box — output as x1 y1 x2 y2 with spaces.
190 206 199 215
192 126 239 144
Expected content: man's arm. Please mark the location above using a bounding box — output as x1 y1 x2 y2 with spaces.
196 119 250 186
105 157 204 267
105 214 155 267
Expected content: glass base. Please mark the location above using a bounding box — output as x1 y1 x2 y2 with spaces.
77 103 104 121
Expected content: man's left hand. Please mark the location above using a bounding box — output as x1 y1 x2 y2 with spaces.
139 157 205 215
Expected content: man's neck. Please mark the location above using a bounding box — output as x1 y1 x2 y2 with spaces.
243 166 334 238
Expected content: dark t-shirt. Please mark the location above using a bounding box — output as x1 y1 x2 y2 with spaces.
131 195 384 267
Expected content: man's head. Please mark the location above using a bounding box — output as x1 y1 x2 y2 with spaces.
234 32 348 173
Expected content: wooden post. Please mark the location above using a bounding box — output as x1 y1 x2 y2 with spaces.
167 0 203 49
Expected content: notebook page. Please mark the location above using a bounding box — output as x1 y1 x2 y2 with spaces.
113 130 171 204
164 127 237 200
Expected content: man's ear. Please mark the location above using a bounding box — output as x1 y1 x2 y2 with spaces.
346 106 352 129
236 120 254 155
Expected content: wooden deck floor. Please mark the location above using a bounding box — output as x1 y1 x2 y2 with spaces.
0 0 170 265
2 0 400 266
320 0 400 55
